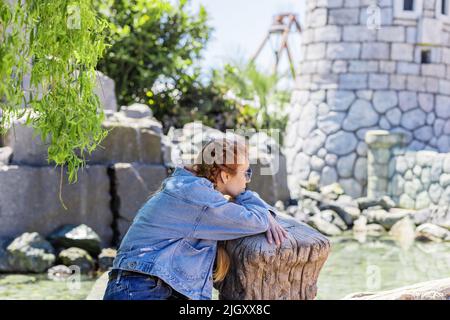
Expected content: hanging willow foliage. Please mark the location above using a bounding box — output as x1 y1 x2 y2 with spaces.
0 0 109 183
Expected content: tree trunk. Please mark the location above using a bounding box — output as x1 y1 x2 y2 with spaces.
214 214 330 300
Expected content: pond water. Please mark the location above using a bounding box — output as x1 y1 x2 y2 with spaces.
316 233 450 299
1 234 449 300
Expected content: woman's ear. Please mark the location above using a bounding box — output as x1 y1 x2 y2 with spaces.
219 170 228 184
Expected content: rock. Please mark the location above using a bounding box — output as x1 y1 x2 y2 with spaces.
6 232 56 273
412 208 431 225
98 248 117 272
0 146 12 165
308 215 342 236
428 206 450 230
318 201 355 227
58 247 95 274
320 183 345 199
0 275 37 285
2 120 50 166
342 206 361 220
400 108 426 130
344 277 450 300
364 209 412 230
330 211 348 231
113 163 168 244
389 217 416 248
352 216 368 232
356 196 395 211
247 153 291 206
119 103 152 119
416 224 450 242
373 91 398 113
48 224 101 256
336 153 356 178
94 71 118 112
286 205 299 217
47 265 73 281
87 121 163 164
325 131 358 156
343 99 379 131
274 200 285 212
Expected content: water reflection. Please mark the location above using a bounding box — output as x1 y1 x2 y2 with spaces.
316 233 450 299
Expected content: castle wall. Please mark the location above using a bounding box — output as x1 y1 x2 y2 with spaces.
285 0 450 198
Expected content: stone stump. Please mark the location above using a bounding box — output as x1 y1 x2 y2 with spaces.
214 214 330 300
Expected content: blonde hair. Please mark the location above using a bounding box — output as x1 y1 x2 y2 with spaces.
186 137 249 282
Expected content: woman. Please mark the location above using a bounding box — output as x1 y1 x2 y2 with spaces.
103 137 288 300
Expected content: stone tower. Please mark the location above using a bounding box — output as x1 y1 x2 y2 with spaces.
285 0 450 198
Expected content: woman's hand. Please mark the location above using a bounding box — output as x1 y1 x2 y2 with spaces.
265 213 288 247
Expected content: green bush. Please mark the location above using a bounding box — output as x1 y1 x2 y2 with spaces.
95 0 211 109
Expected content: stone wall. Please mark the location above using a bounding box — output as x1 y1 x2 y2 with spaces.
285 0 450 199
365 130 450 209
0 100 169 247
389 149 450 209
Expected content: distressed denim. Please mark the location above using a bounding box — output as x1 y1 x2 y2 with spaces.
110 166 277 300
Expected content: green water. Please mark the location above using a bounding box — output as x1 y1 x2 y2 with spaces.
1 235 449 300
316 234 450 299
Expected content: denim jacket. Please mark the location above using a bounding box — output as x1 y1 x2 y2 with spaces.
112 166 278 300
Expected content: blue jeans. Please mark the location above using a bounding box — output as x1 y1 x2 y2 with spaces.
103 269 190 300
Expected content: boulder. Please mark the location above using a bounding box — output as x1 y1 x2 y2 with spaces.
307 215 342 236
58 247 95 274
2 121 50 166
87 121 163 165
47 224 102 256
356 196 396 211
416 223 450 242
320 183 345 200
398 206 449 230
364 208 412 230
6 232 56 273
0 146 12 165
389 216 416 248
119 103 152 119
98 248 117 272
47 265 73 281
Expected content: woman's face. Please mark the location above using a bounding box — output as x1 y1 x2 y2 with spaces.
216 160 251 198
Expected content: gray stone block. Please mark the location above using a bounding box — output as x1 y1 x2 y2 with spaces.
247 153 291 206
94 71 118 112
90 126 162 165
114 163 168 242
0 165 112 247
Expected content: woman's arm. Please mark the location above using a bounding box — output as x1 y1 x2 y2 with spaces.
234 190 288 247
191 190 287 246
